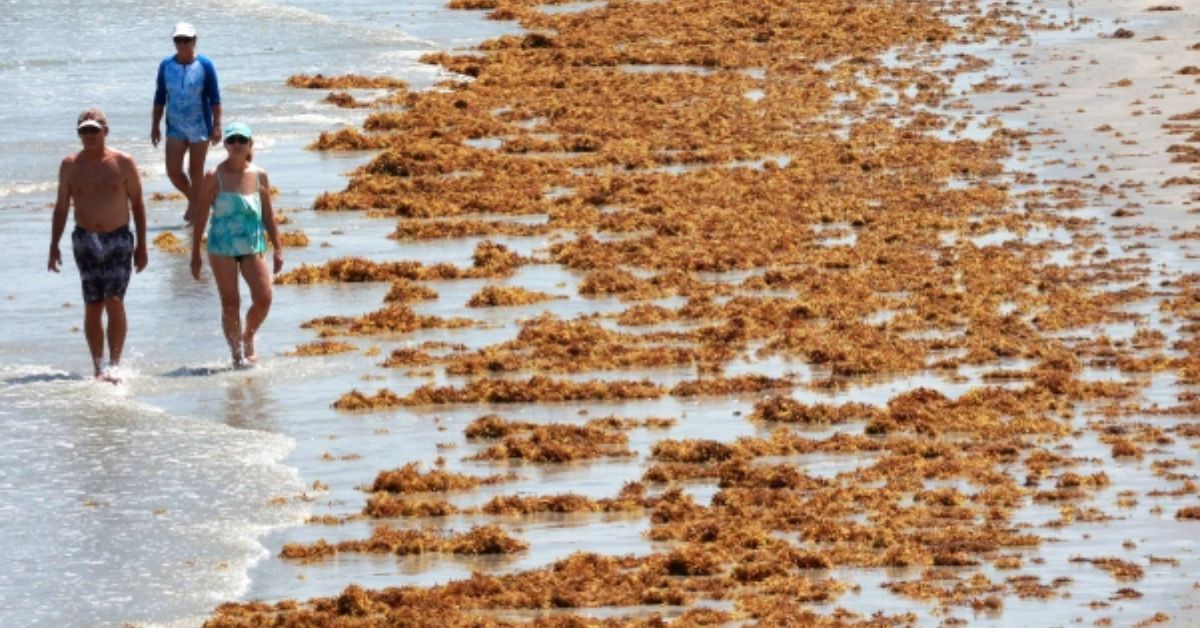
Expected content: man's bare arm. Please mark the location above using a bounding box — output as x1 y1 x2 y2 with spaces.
123 154 148 272
48 159 72 272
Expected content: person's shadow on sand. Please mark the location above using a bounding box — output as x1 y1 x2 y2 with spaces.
160 364 246 378
3 372 87 385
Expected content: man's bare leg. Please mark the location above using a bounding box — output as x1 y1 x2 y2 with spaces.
210 254 244 365
239 255 273 364
164 138 192 221
103 297 126 381
84 302 105 378
186 141 209 224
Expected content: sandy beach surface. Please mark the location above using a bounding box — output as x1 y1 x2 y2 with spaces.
3 0 1200 626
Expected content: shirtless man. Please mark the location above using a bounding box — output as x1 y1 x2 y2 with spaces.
48 108 149 381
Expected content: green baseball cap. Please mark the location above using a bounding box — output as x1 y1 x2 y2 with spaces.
223 122 253 141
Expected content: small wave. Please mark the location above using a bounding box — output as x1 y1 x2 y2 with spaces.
0 180 57 197
216 0 430 46
258 112 349 126
0 362 306 624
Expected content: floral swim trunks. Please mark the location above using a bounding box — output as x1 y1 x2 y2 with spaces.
71 225 133 304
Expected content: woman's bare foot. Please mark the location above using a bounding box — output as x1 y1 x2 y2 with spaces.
242 334 257 365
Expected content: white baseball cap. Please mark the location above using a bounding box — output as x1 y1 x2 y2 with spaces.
76 108 108 130
172 22 197 38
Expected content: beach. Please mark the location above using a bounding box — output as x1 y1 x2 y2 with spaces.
2 0 1199 626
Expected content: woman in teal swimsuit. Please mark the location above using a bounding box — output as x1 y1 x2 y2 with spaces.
190 122 283 366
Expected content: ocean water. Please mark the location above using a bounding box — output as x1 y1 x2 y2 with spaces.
0 1 520 625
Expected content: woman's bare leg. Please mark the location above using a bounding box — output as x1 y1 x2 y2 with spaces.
238 254 273 363
209 254 244 365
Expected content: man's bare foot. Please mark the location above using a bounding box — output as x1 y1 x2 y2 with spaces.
100 366 121 384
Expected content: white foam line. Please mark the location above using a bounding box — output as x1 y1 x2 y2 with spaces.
0 180 57 197
199 0 434 47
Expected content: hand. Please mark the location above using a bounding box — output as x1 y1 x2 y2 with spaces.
272 250 284 274
209 126 221 146
151 126 161 148
134 246 148 273
48 246 61 272
190 253 203 280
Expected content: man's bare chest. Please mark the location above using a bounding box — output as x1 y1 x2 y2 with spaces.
70 163 124 197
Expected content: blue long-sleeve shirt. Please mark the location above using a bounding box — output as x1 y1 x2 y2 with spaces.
154 54 220 137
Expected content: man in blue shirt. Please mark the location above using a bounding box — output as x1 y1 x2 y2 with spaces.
151 22 221 223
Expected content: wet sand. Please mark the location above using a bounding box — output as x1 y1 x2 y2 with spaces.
203 0 1200 625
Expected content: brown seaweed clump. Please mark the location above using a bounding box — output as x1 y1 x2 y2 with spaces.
287 73 407 90
1069 556 1145 580
1176 506 1200 519
305 304 472 337
279 523 526 562
213 551 719 624
369 461 508 493
285 340 357 357
400 376 666 406
323 91 372 108
277 242 526 285
153 232 187 253
481 483 648 515
749 396 881 424
670 375 794 397
443 314 700 374
383 279 438 303
278 230 310 247
363 494 458 518
336 377 664 410
390 217 549 240
466 284 561 307
464 416 634 463
332 388 403 411
380 347 437 368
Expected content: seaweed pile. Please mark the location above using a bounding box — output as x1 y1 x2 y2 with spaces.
208 0 1200 624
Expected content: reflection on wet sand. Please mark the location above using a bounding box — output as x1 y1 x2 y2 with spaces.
224 374 276 432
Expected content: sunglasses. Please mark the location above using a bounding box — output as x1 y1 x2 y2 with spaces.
224 135 250 145
77 126 103 135
173 37 195 44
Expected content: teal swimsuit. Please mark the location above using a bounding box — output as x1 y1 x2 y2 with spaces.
207 165 267 259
